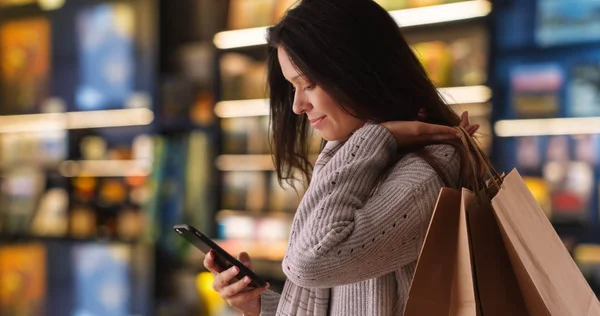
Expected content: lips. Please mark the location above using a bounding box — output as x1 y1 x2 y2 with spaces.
309 116 326 125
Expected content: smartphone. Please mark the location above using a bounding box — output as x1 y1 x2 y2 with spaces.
173 224 267 289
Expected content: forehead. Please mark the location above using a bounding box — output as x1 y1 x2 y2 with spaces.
277 46 301 81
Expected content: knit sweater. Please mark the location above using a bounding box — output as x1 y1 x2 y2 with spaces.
260 124 460 316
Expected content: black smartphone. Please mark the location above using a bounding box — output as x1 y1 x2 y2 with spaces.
173 224 267 289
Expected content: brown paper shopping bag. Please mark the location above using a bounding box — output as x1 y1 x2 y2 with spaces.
464 187 530 316
491 169 600 316
404 187 477 316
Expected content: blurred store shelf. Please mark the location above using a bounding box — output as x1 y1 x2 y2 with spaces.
0 108 154 134
58 159 153 177
215 85 491 118
0 234 142 245
495 117 600 137
213 0 492 49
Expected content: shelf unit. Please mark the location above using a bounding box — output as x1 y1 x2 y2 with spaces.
0 0 158 314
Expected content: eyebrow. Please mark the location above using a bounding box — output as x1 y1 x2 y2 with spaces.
288 74 302 83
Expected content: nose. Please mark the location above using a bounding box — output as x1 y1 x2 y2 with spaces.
292 90 311 115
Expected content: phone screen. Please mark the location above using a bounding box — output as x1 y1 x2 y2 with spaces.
176 227 233 270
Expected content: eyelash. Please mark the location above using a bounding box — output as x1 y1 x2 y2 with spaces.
291 84 316 92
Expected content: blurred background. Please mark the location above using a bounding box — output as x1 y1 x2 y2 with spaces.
0 0 599 315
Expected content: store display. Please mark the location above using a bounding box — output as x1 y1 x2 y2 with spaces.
273 0 300 21
411 36 487 88
546 135 571 162
407 0 443 8
574 244 600 296
574 134 600 167
516 136 542 170
412 41 453 87
72 244 131 316
374 0 407 11
510 63 563 118
523 177 552 217
220 53 267 101
0 0 35 6
0 167 47 234
76 3 135 111
70 206 97 238
543 161 594 222
450 37 487 87
536 0 600 47
268 172 303 214
221 171 267 213
0 17 51 114
30 187 69 236
222 116 270 155
228 0 275 30
0 244 46 316
0 131 67 168
568 63 600 117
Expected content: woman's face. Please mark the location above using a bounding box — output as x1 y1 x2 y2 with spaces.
278 47 365 141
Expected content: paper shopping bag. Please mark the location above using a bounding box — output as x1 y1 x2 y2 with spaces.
491 169 600 316
463 187 530 316
404 187 477 316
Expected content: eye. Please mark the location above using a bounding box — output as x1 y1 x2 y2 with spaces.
304 84 316 91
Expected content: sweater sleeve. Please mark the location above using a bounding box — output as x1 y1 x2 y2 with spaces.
259 290 280 316
281 124 446 288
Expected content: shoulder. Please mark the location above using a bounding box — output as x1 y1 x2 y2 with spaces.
383 144 460 191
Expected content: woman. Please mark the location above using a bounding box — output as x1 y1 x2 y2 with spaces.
205 0 484 315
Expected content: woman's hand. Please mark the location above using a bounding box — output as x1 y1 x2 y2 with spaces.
203 250 268 316
381 111 479 147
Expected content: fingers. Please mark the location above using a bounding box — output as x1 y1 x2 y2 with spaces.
204 250 225 275
220 275 254 298
225 284 269 307
212 265 241 292
460 111 470 127
238 252 253 270
465 124 480 136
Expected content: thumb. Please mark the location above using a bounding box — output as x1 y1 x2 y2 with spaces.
238 252 253 270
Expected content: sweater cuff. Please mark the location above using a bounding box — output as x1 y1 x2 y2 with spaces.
259 289 280 316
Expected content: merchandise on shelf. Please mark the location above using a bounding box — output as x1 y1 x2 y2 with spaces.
228 0 275 30
0 0 36 6
221 171 267 214
509 63 563 118
374 0 407 11
72 244 131 316
536 0 600 47
221 116 270 155
220 53 267 101
0 17 51 114
273 0 300 21
76 3 136 111
412 36 487 88
568 63 600 117
0 243 46 316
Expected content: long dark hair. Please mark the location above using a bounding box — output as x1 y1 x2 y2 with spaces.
267 0 469 186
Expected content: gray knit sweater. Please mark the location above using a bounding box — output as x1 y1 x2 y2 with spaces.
260 124 460 316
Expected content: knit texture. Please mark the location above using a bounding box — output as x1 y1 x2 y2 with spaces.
260 124 460 316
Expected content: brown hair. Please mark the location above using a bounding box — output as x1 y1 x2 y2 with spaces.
267 0 489 189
